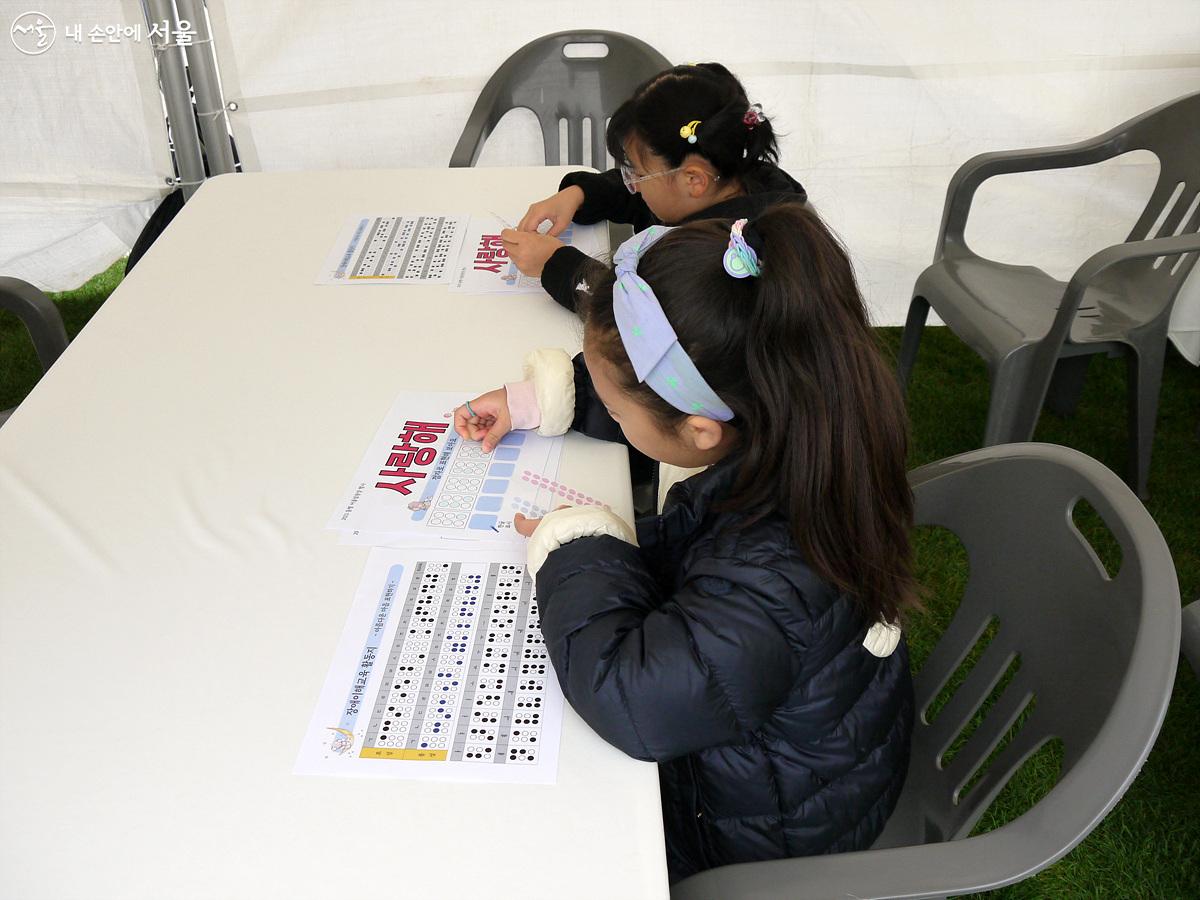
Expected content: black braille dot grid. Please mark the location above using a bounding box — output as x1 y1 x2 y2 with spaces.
360 561 550 766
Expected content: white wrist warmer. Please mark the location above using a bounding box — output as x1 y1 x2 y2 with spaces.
526 505 637 577
522 348 575 437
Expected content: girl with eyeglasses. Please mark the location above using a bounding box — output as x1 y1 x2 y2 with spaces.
501 62 807 313
459 204 915 883
501 63 808 512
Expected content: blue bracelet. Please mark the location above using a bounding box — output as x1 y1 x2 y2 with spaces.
465 400 476 418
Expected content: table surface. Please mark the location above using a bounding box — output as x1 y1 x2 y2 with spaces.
0 167 669 899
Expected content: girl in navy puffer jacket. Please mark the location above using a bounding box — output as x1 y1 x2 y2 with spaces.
456 203 917 883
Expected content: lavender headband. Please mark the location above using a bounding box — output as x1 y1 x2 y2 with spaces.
611 226 735 422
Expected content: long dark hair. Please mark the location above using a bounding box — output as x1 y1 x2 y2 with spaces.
585 203 917 624
606 63 780 192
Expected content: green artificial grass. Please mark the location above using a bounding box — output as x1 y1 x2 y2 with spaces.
2 264 1198 896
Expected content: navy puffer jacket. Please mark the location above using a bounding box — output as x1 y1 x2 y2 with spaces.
536 459 913 883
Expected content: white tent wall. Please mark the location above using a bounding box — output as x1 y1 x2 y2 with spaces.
1 1 174 291
207 0 1200 360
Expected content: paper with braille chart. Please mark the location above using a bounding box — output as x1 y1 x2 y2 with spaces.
296 547 565 783
314 212 605 290
328 390 617 547
316 214 469 283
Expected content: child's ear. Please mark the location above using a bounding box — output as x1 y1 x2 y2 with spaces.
683 164 717 197
682 415 725 451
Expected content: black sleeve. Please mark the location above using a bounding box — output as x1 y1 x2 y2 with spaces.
541 246 609 315
536 535 800 761
560 169 650 226
570 352 625 444
568 352 658 499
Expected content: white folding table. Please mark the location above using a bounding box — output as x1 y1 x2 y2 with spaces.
0 167 669 899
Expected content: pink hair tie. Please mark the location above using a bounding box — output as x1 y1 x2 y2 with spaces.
743 104 765 129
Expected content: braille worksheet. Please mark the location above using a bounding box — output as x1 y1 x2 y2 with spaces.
317 213 468 283
296 547 565 783
315 212 605 291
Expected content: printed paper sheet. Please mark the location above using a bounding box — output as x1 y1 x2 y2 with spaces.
449 214 607 294
328 391 567 546
296 547 563 783
317 214 467 283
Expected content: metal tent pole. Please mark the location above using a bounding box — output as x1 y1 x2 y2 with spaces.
146 0 206 199
175 0 236 176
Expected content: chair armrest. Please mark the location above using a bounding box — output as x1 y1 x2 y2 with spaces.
670 827 1078 900
1066 231 1200 296
935 129 1128 261
1043 231 1200 345
0 276 68 371
673 709 1177 900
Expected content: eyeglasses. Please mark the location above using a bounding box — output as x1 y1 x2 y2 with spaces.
619 163 721 194
620 163 683 193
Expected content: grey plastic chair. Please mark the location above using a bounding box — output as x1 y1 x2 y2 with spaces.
672 443 1180 900
449 30 670 168
897 91 1200 499
0 277 68 427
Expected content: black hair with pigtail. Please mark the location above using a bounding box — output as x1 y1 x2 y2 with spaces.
605 63 781 192
584 203 918 626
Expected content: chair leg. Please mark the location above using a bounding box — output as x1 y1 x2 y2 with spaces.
897 296 930 396
983 348 1048 446
1127 339 1167 500
1044 355 1092 417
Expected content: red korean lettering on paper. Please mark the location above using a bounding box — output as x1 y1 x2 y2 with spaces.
374 420 449 495
473 234 509 273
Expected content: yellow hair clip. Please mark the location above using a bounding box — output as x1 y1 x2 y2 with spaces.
679 120 701 144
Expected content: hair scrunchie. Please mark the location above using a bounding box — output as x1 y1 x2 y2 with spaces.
723 218 763 279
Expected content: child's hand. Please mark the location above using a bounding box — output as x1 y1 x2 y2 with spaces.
454 388 512 452
517 186 584 236
513 512 541 537
501 229 565 277
513 505 571 538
